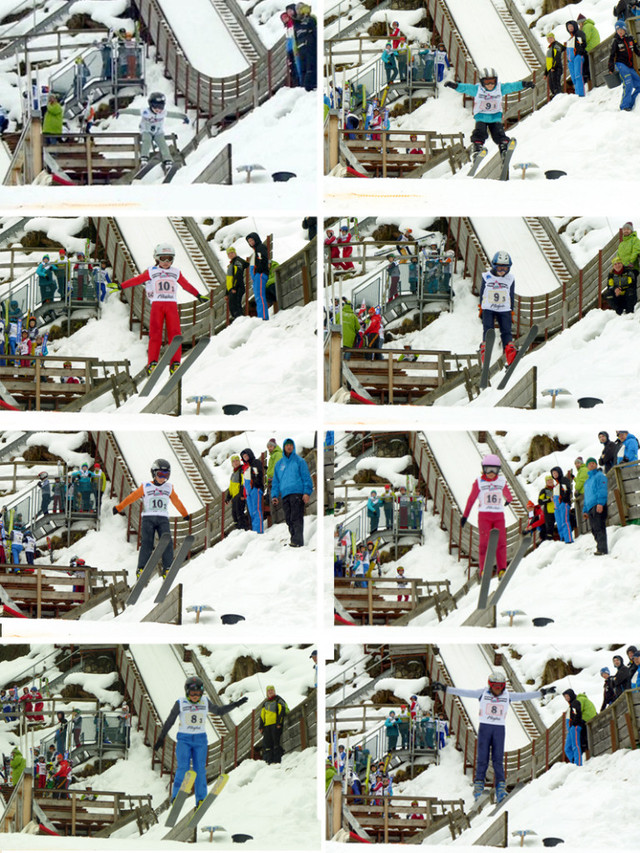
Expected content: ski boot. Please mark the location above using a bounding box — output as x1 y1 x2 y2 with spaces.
139 156 148 167
504 342 517 365
169 362 180 375
163 160 174 175
499 141 509 158
146 361 158 376
495 781 507 803
473 780 485 801
472 142 484 156
480 341 486 364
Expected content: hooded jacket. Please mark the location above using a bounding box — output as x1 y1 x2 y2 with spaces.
240 448 264 491
271 439 313 499
598 433 619 472
617 433 639 463
609 30 640 71
563 689 583 727
565 21 587 55
336 302 360 348
246 233 269 276
613 659 631 697
582 466 608 513
550 466 572 503
266 444 283 481
580 19 600 52
226 256 248 293
618 229 640 270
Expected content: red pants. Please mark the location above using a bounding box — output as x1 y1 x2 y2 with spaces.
478 512 507 575
148 301 182 365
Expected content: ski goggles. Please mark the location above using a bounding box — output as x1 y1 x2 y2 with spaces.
483 466 500 475
157 255 174 262
155 470 170 479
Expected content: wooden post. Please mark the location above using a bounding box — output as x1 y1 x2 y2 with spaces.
36 570 42 619
328 112 339 171
35 357 41 411
86 135 93 185
331 777 343 837
387 354 394 404
367 579 373 625
71 791 77 834
329 330 342 397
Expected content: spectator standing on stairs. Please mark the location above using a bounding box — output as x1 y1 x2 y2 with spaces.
154 676 247 809
112 458 191 578
37 471 51 516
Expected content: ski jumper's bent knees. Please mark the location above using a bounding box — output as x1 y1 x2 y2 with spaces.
251 272 269 320
141 131 172 162
173 732 209 802
475 723 505 784
138 515 172 569
148 302 182 364
471 120 508 148
478 512 507 574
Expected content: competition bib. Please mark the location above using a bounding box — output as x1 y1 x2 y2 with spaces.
477 475 507 513
178 697 208 734
142 481 172 516
481 271 514 313
146 266 180 303
480 695 508 724
473 82 503 116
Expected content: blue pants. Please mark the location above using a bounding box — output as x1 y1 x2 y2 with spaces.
436 62 446 83
251 271 269 320
482 310 512 347
616 62 640 110
564 725 582 765
567 51 584 96
438 731 446 749
11 543 22 566
173 732 208 803
8 336 16 355
475 723 505 785
40 493 50 515
245 485 263 533
553 498 573 543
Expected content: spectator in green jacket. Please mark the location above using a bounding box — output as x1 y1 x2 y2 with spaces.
335 300 360 359
573 457 589 495
578 14 600 89
10 747 25 786
618 221 640 270
42 94 63 142
265 438 283 500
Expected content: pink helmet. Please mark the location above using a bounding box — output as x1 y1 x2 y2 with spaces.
482 454 501 468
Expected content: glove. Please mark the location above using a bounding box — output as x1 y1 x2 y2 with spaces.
521 80 535 90
234 697 249 708
183 116 190 124
504 501 511 506
431 681 447 692
112 506 124 516
225 495 231 504
183 514 191 522
197 293 209 303
107 281 121 292
444 81 458 90
153 737 164 751
540 686 556 696
460 516 467 528
543 69 549 77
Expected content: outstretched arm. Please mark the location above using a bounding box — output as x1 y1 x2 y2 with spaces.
153 700 180 749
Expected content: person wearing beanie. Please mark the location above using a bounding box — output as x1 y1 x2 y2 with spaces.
562 689 584 765
609 21 640 111
537 475 557 541
550 466 573 544
225 247 248 322
573 457 588 495
259 685 289 764
225 454 249 531
600 667 615 711
627 645 639 679
524 499 545 537
582 458 609 555
631 650 640 690
265 438 283 497
271 438 313 547
603 256 637 315
545 32 565 98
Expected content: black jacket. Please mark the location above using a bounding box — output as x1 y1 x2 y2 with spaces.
609 32 640 71
563 689 583 727
598 433 619 472
246 232 269 276
240 448 264 491
565 22 587 56
601 677 616 711
550 466 572 503
613 661 631 697
227 256 248 293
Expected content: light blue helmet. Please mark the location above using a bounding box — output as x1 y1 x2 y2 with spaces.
491 250 512 269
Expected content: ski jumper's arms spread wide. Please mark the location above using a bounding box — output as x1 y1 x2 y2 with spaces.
115 485 189 516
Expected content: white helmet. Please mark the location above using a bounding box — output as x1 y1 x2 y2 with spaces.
153 243 176 261
488 670 506 691
480 68 498 83
491 250 512 269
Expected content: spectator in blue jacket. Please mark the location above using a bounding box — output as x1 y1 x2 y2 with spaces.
582 458 609 555
381 43 399 84
385 710 400 751
271 438 313 548
367 490 382 534
616 430 638 463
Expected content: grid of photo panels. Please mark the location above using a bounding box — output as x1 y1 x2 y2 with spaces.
0 1 320 850
324 0 640 850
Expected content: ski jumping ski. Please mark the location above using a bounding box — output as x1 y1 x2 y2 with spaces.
477 528 500 606
499 138 517 181
165 770 196 827
487 534 533 609
139 335 183 397
497 325 538 390
479 327 495 390
125 532 173 607
144 336 210 406
162 773 229 841
153 534 195 603
469 147 488 177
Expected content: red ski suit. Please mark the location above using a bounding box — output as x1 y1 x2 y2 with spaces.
338 231 354 270
121 266 201 366
463 474 513 575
